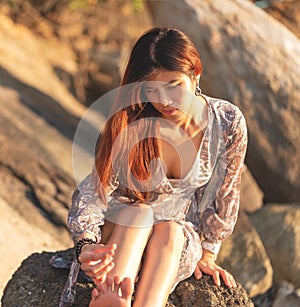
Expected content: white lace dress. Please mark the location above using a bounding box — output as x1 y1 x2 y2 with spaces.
62 95 247 304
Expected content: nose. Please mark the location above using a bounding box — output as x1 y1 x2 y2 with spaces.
158 88 172 106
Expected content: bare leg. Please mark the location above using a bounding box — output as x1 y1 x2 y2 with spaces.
90 211 184 307
133 221 185 307
89 204 154 306
105 205 154 281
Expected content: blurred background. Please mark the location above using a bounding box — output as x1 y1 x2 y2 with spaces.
0 0 300 306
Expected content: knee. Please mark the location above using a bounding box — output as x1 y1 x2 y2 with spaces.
151 222 184 251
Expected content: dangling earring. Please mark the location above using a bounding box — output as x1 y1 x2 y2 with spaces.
195 83 202 96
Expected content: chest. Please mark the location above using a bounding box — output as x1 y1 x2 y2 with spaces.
161 131 203 179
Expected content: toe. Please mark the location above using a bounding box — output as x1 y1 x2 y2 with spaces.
106 275 113 292
113 276 121 293
120 277 133 300
91 287 99 300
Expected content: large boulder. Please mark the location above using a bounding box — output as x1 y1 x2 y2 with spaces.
0 12 86 132
250 204 300 288
240 165 264 213
218 211 273 297
0 0 152 106
1 249 254 307
0 86 74 240
272 281 300 307
145 0 300 203
0 84 75 297
0 10 84 296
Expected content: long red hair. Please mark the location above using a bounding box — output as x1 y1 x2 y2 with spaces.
94 27 203 203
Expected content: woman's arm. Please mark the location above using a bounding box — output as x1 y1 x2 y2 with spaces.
202 106 247 249
68 174 108 243
68 173 118 285
195 105 248 287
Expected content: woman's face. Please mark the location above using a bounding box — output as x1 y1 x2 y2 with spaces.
144 69 199 124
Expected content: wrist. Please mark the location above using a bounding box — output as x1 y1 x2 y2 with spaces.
201 248 216 260
75 237 97 261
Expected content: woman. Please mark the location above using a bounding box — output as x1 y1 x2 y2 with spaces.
68 27 247 307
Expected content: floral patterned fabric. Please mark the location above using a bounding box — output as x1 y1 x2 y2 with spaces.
65 95 247 300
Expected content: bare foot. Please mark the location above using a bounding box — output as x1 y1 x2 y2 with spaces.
89 276 133 307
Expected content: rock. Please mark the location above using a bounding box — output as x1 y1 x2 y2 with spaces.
145 0 300 203
250 204 300 288
266 1 300 39
0 0 152 106
217 211 273 297
86 44 127 107
0 196 71 300
169 275 254 306
0 12 86 124
272 281 300 307
240 165 264 213
0 86 74 237
1 249 254 307
0 84 75 296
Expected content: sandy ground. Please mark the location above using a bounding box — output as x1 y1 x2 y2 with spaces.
0 197 73 300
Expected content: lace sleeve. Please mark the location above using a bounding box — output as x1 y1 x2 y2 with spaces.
200 105 248 243
67 173 117 243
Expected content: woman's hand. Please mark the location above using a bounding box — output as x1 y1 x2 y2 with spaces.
194 249 236 288
78 243 117 286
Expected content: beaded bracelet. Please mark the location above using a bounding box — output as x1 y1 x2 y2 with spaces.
75 238 97 260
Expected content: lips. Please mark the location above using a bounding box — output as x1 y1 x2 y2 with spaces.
162 107 178 115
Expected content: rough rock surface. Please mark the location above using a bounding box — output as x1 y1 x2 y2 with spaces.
0 0 152 105
1 249 254 307
218 211 273 297
0 85 74 242
0 83 75 297
266 0 300 40
146 0 300 203
272 281 300 307
240 165 264 213
250 204 300 288
0 12 86 125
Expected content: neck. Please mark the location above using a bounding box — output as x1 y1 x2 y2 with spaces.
178 95 208 136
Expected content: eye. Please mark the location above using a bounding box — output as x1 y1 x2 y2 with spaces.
145 88 158 94
167 83 180 90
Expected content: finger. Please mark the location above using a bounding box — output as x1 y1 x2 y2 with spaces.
89 262 115 280
94 261 115 278
222 271 232 288
94 243 117 253
220 270 235 288
89 255 113 270
79 243 116 263
231 275 237 288
93 274 106 287
227 273 237 288
81 255 113 274
79 251 101 264
212 270 221 287
194 266 202 280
